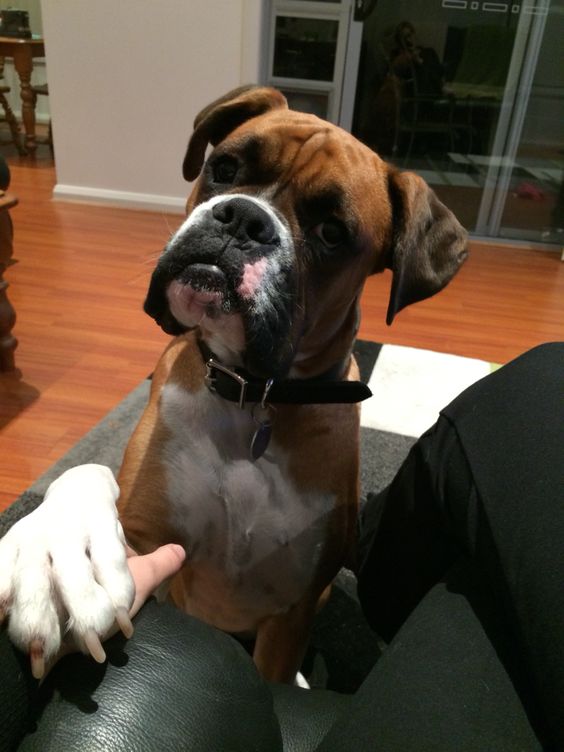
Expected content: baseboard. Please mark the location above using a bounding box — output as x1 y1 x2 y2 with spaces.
52 184 186 214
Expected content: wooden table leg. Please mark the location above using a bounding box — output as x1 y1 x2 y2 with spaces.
0 198 18 371
12 46 36 154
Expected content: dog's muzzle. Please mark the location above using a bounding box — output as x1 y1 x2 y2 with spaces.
143 195 297 376
144 196 283 331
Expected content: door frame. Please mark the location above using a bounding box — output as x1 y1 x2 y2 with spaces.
263 0 354 123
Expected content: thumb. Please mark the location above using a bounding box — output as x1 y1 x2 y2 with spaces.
128 543 186 616
145 543 186 581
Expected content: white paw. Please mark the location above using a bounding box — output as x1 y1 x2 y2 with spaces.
0 464 134 676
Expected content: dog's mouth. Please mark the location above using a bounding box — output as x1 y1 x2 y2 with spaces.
168 263 233 323
144 208 298 375
144 260 245 336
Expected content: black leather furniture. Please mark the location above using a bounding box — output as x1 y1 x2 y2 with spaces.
2 599 351 752
1 565 543 751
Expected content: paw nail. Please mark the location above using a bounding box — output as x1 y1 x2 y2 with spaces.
29 639 45 680
116 606 134 639
84 629 106 664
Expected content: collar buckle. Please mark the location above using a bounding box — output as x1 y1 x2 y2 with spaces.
205 358 248 409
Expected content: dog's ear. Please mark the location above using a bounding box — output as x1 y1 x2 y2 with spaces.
182 85 288 181
385 169 468 325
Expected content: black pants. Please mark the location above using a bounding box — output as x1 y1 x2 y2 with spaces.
341 342 563 751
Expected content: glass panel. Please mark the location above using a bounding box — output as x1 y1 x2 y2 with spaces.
351 3 512 230
497 4 563 244
348 0 562 245
273 15 339 81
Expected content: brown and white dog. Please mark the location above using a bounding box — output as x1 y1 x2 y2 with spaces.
0 86 467 683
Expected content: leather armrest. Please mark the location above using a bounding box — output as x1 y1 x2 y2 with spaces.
0 631 39 751
17 600 283 752
4 598 358 752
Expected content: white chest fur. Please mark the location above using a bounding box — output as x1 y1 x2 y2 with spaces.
159 382 335 632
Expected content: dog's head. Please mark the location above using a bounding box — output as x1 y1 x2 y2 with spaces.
145 86 467 378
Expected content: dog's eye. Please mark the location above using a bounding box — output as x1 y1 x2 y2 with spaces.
313 220 348 248
213 156 239 185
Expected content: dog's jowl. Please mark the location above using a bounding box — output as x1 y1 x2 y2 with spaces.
0 86 467 683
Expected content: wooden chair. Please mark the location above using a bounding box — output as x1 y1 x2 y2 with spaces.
392 52 456 163
31 81 53 152
0 56 25 155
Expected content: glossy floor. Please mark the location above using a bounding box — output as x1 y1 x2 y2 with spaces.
0 156 562 511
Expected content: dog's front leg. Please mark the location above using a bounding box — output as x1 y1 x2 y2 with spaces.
253 594 319 684
0 464 135 678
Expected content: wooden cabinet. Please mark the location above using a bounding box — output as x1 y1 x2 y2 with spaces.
0 191 18 371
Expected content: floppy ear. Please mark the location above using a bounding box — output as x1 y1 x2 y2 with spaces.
182 85 288 181
385 170 468 325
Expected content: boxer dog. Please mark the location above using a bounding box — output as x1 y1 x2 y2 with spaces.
0 86 467 683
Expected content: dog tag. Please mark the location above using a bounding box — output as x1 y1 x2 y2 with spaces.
250 420 272 461
250 382 275 461
250 402 274 461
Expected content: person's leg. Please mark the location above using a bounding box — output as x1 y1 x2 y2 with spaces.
318 559 543 752
356 342 564 748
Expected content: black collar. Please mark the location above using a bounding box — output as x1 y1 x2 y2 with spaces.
198 340 372 409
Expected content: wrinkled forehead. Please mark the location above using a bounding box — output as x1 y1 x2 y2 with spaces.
221 109 388 208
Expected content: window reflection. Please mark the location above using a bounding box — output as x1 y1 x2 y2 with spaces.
273 16 339 82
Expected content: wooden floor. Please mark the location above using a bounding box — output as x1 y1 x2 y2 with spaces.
0 155 563 512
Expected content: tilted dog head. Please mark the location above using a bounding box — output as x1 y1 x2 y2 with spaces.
145 86 467 378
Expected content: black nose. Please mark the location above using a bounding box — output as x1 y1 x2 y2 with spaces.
212 198 278 245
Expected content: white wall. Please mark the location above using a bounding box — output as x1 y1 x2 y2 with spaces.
40 0 264 213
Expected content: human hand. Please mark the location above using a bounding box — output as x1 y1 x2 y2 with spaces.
36 542 186 679
125 543 186 617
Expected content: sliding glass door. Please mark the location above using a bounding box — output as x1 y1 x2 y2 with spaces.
263 0 563 247
343 0 562 245
487 1 563 244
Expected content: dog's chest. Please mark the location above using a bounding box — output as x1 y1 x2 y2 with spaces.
159 382 335 631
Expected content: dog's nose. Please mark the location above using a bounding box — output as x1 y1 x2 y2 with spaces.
212 198 278 245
